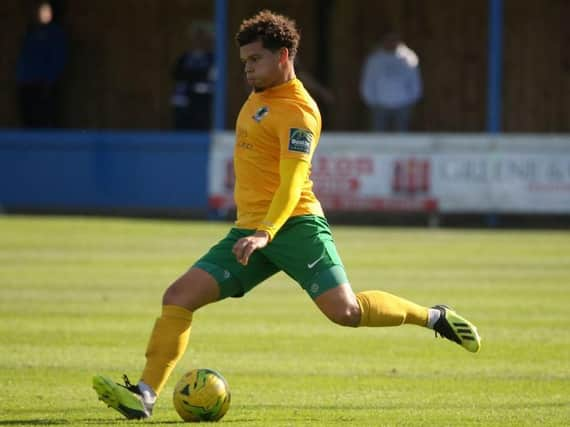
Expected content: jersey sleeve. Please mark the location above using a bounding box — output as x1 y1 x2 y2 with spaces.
256 158 309 240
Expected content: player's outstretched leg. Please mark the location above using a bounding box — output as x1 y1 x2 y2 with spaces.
328 289 481 353
431 304 481 353
92 374 155 419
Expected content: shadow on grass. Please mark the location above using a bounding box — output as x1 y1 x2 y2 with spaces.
84 420 189 425
0 420 137 426
0 421 69 426
0 420 188 426
0 417 257 426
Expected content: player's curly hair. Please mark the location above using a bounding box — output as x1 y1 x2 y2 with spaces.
235 10 300 58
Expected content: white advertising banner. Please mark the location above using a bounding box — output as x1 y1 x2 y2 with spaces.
434 153 570 212
209 132 570 214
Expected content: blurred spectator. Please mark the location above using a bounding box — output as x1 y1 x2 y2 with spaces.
360 33 422 132
17 1 68 128
170 22 216 131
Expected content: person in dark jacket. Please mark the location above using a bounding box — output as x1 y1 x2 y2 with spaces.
170 23 215 131
17 1 68 128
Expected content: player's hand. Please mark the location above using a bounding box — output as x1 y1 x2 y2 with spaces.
232 231 270 266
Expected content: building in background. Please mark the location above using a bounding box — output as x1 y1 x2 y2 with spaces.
0 0 568 133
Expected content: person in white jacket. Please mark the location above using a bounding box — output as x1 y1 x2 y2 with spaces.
360 33 422 132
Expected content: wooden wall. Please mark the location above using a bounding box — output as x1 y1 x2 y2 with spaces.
503 0 570 132
0 0 568 132
0 0 28 127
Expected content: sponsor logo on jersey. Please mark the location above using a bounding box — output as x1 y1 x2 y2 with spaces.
288 128 313 154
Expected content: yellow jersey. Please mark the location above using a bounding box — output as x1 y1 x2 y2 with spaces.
234 78 324 230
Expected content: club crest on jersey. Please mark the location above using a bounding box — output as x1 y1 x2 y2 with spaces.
288 128 313 154
252 106 269 122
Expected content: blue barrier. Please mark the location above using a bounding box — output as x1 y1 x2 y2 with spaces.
0 130 210 213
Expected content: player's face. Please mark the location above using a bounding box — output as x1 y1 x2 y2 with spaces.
240 40 285 91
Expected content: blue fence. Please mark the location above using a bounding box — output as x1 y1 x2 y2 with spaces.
0 130 210 214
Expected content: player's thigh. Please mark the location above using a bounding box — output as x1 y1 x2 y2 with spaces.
263 215 349 299
163 267 220 312
193 227 280 300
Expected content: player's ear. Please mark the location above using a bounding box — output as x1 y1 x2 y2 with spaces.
279 47 290 64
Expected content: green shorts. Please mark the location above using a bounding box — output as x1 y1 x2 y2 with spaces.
193 215 348 300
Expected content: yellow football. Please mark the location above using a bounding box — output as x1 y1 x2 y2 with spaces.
173 368 231 422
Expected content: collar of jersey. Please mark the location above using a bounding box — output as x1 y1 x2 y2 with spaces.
253 78 300 98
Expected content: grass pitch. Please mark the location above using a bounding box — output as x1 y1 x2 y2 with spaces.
0 215 569 426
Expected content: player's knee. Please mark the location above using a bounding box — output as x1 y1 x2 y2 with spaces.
326 302 361 327
162 277 198 308
162 282 185 306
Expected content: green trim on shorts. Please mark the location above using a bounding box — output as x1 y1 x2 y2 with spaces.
192 215 349 300
193 260 244 300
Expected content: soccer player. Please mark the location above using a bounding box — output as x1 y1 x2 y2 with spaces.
93 10 481 420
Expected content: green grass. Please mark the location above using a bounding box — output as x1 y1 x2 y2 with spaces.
1 215 569 426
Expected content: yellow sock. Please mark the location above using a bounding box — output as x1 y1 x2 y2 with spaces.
356 290 428 327
141 305 193 395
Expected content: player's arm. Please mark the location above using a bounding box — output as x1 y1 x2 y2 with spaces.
257 157 309 239
232 158 308 265
257 120 317 240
